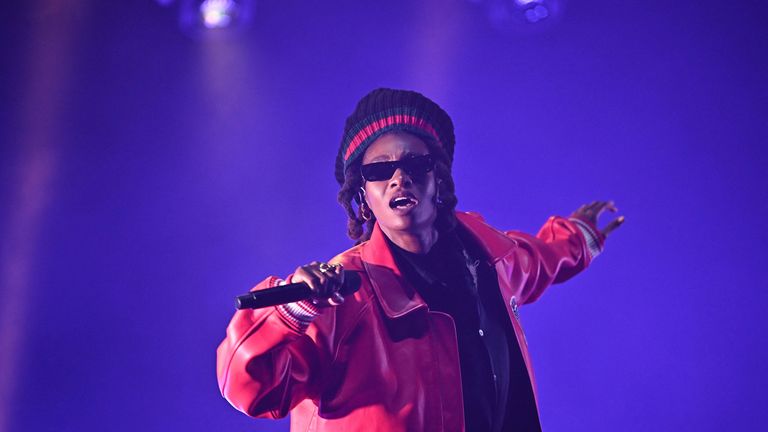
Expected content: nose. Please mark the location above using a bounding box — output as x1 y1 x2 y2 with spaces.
388 167 413 189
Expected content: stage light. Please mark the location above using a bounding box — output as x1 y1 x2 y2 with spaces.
200 0 236 29
524 4 549 22
508 0 558 25
471 0 565 32
174 0 254 37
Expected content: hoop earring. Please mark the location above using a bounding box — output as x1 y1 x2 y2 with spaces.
360 202 372 221
359 188 372 221
434 186 444 207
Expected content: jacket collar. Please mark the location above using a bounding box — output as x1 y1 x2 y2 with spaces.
455 212 519 263
360 212 516 319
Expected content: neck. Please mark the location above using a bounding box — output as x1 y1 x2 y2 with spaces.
383 226 439 254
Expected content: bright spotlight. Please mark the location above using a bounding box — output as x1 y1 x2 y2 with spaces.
176 0 254 37
200 0 236 29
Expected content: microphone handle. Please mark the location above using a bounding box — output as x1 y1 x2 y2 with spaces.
235 283 312 310
234 271 362 310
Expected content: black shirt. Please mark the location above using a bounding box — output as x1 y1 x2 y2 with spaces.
387 226 541 431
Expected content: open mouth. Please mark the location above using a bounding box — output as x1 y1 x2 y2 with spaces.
389 195 418 209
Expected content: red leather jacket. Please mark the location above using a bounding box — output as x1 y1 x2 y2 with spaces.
216 212 603 431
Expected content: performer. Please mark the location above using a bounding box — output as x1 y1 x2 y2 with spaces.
216 88 623 431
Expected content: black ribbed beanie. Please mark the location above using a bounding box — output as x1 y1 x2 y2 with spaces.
335 88 455 185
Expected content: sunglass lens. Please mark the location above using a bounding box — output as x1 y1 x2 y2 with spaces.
361 162 396 182
361 155 434 182
403 155 434 175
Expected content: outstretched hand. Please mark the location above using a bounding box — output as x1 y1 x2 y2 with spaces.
570 200 625 238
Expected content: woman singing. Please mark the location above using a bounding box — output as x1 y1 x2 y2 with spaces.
216 88 624 431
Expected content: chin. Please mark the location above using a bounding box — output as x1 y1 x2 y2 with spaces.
382 213 437 234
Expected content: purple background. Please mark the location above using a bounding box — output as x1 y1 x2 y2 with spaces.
2 1 766 431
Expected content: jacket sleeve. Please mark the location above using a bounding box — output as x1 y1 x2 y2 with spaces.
502 215 605 305
216 276 330 419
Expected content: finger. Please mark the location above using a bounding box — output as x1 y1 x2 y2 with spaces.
593 201 607 217
332 264 345 286
308 269 331 296
573 202 600 219
319 262 343 279
296 266 327 294
589 200 608 211
595 201 618 218
580 201 597 217
585 201 605 215
318 263 341 292
328 291 345 306
328 265 344 290
570 203 590 218
300 261 322 289
601 215 625 237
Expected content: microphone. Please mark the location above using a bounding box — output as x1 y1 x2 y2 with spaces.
235 271 362 310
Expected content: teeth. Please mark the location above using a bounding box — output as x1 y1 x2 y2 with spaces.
390 196 415 208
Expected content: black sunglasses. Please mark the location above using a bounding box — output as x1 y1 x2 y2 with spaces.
360 154 435 182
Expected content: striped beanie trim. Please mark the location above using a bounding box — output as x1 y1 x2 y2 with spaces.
342 107 441 165
335 88 455 185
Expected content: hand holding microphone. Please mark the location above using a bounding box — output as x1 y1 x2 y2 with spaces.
235 262 361 310
291 262 347 307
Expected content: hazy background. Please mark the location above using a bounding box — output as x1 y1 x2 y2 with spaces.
1 0 766 430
